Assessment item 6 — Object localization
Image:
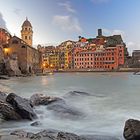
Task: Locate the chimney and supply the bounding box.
[98,29,102,37]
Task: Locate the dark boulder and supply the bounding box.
[81,135,120,140]
[0,92,7,101]
[11,129,58,140]
[0,100,22,120]
[30,121,42,127]
[0,135,30,140]
[10,130,83,140]
[32,129,58,139]
[10,129,120,140]
[123,119,140,140]
[57,132,84,140]
[30,93,63,106]
[47,99,83,119]
[11,130,34,138]
[65,91,91,97]
[6,93,37,120]
[0,76,10,80]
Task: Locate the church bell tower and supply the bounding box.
[21,17,33,46]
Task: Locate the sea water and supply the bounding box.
[0,72,140,139]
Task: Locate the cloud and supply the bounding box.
[127,42,140,55]
[13,8,22,16]
[102,28,125,37]
[53,15,82,33]
[58,1,76,13]
[0,12,8,30]
[91,0,110,4]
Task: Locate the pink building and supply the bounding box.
[74,49,95,69]
[74,44,125,70]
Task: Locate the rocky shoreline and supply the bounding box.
[0,129,120,140]
[0,91,140,140]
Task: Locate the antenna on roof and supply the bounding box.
[26,16,28,20]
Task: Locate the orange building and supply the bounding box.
[74,45,125,70]
[74,29,127,70]
[94,45,124,70]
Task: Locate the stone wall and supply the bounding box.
[5,59,21,76]
[0,45,4,63]
[8,36,41,74]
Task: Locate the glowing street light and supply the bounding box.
[4,48,9,53]
[43,63,46,67]
[50,64,53,68]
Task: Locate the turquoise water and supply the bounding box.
[0,72,140,139]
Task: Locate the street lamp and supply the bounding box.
[4,48,9,53]
[50,64,53,68]
[43,63,46,68]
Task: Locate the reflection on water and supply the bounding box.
[0,72,140,139]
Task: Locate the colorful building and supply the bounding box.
[58,40,76,69]
[93,45,124,70]
[74,29,127,70]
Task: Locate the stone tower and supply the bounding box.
[21,17,33,46]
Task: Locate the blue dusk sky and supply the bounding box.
[0,0,140,54]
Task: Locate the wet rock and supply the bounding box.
[30,93,63,106]
[30,121,42,127]
[35,129,59,138]
[11,130,35,139]
[10,129,120,140]
[123,119,140,140]
[11,130,33,138]
[81,135,120,140]
[65,91,91,97]
[0,100,22,120]
[0,135,30,140]
[0,76,10,80]
[6,93,37,120]
[57,132,84,140]
[11,129,58,140]
[47,99,83,119]
[32,129,58,139]
[10,130,83,140]
[0,92,7,101]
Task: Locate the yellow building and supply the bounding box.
[21,18,33,46]
[49,49,60,69]
[64,48,69,69]
[59,40,76,69]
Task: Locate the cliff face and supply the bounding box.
[0,45,4,62]
[0,45,5,74]
[5,59,21,76]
